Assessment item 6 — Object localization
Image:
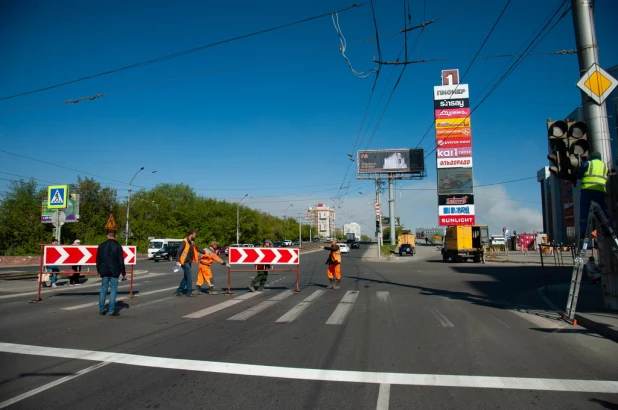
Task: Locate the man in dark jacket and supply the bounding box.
[97,230,126,316]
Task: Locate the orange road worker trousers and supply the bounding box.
[327,264,341,280]
[197,265,213,287]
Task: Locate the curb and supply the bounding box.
[537,286,618,343]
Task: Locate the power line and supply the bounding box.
[0,2,365,101]
[0,171,56,185]
[398,176,537,190]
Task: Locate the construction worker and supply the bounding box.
[323,239,341,289]
[576,151,610,240]
[174,230,206,296]
[197,241,226,295]
[248,239,272,292]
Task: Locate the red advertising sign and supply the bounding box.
[436,137,472,148]
[439,215,476,226]
[229,247,299,265]
[435,127,471,138]
[434,108,471,119]
[44,245,137,265]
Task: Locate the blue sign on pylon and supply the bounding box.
[47,185,68,209]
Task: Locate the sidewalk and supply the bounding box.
[484,250,576,266]
[539,281,618,343]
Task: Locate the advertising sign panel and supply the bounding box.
[437,168,473,195]
[435,127,472,138]
[357,149,424,174]
[437,147,472,158]
[438,194,474,206]
[438,204,475,216]
[435,117,471,129]
[437,157,473,169]
[433,84,470,100]
[434,108,471,119]
[41,194,80,223]
[434,98,469,109]
[436,137,472,148]
[439,215,476,226]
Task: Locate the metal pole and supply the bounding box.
[388,175,396,245]
[375,178,380,258]
[298,213,302,248]
[236,194,248,245]
[125,184,131,246]
[571,0,613,167]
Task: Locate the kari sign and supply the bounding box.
[439,215,476,226]
[437,157,473,169]
[437,147,472,158]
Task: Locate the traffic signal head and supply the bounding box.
[565,121,589,172]
[547,120,569,179]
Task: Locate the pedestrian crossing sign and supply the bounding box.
[47,185,68,209]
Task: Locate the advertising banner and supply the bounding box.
[438,204,475,217]
[434,98,469,109]
[357,149,424,174]
[437,147,472,158]
[436,137,472,148]
[433,84,470,100]
[435,127,472,138]
[435,117,471,129]
[438,194,474,206]
[439,215,476,226]
[437,168,473,195]
[41,194,80,223]
[434,108,471,119]
[437,157,473,169]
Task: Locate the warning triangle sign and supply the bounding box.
[50,189,64,204]
[106,214,119,231]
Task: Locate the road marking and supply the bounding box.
[486,313,510,328]
[228,290,294,321]
[276,290,325,323]
[376,383,390,410]
[183,292,261,319]
[429,307,454,328]
[326,290,359,325]
[376,291,390,302]
[2,342,618,393]
[132,296,176,308]
[0,361,110,409]
[62,286,178,311]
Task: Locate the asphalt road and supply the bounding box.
[0,245,617,409]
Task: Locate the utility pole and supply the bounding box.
[388,175,396,245]
[571,0,617,309]
[375,178,381,258]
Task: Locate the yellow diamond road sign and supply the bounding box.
[576,63,617,105]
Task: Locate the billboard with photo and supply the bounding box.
[437,168,473,195]
[357,149,424,174]
[41,194,80,223]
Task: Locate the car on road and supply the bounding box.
[293,240,300,246]
[215,246,227,256]
[272,241,284,248]
[399,244,414,256]
[283,240,292,246]
[312,237,320,242]
[339,243,350,254]
[350,241,360,249]
[153,245,179,262]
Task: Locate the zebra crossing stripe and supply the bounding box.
[183,292,261,319]
[228,290,294,321]
[326,290,359,325]
[276,290,325,323]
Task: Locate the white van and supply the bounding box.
[148,238,183,259]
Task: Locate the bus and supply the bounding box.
[148,238,183,259]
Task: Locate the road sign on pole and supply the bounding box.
[228,247,299,265]
[47,185,68,209]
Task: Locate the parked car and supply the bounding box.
[312,237,320,242]
[339,243,350,254]
[399,244,414,256]
[153,245,179,262]
[215,246,227,256]
[293,240,300,246]
[272,241,284,248]
[283,240,292,246]
[350,241,360,249]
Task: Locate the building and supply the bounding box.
[307,203,336,239]
[415,227,446,239]
[538,64,617,243]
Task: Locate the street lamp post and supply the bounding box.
[283,204,293,241]
[125,167,157,246]
[236,194,248,245]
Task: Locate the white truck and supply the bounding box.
[344,223,361,243]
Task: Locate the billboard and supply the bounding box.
[438,194,474,206]
[41,194,80,223]
[439,215,476,226]
[437,147,472,158]
[437,157,473,169]
[433,84,470,100]
[357,149,424,174]
[436,136,472,148]
[437,168,473,195]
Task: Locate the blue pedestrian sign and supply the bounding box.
[47,185,68,209]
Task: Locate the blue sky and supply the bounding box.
[1,0,617,238]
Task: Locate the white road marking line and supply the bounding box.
[276,290,325,323]
[228,290,294,321]
[376,383,390,410]
[183,292,261,319]
[486,313,511,328]
[0,361,110,409]
[132,296,176,308]
[62,286,178,311]
[430,307,454,328]
[2,342,618,393]
[326,290,359,325]
[376,291,390,302]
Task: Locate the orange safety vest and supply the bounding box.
[200,247,222,266]
[330,246,341,264]
[179,238,198,264]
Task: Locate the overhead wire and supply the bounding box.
[0,2,365,101]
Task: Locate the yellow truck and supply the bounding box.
[397,230,416,256]
[441,225,488,263]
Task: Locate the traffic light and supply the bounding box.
[547,120,569,179]
[375,219,380,233]
[565,121,589,173]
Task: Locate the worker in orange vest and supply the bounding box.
[174,230,206,296]
[197,241,226,295]
[323,239,342,289]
